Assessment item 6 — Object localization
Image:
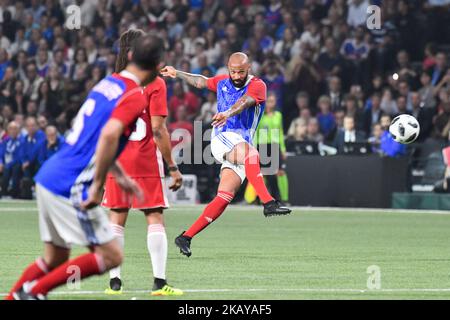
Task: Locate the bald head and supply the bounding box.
[7,121,20,139]
[228,52,249,66]
[228,52,250,88]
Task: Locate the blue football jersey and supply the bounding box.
[208,75,266,144]
[34,73,142,204]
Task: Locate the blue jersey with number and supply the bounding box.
[206,75,267,144]
[34,73,143,203]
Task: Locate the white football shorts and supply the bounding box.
[210,131,247,183]
[36,184,115,249]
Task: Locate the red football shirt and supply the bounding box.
[111,76,168,178]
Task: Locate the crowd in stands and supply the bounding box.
[0,0,450,198]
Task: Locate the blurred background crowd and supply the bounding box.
[0,0,449,200]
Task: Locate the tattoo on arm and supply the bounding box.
[224,95,257,118]
[176,71,208,89]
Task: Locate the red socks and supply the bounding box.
[29,253,105,296]
[244,152,274,204]
[184,191,234,238]
[5,258,49,300]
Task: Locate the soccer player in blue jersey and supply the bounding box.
[7,34,164,300]
[161,52,291,257]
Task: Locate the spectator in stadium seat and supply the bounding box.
[20,116,45,179]
[343,94,365,132]
[168,105,194,148]
[36,114,47,131]
[23,62,43,102]
[0,65,16,106]
[333,115,366,153]
[169,80,200,122]
[37,125,63,167]
[260,58,285,109]
[286,117,308,142]
[166,10,183,42]
[273,27,300,63]
[0,48,11,81]
[285,45,322,105]
[363,92,385,136]
[430,52,448,86]
[368,123,383,154]
[380,87,398,116]
[287,106,311,139]
[347,0,370,28]
[418,69,437,109]
[394,95,411,118]
[394,50,418,87]
[1,103,14,123]
[195,91,217,126]
[182,24,205,58]
[242,23,274,55]
[316,95,336,137]
[317,37,345,80]
[325,76,344,111]
[306,117,324,143]
[411,91,433,141]
[0,121,22,198]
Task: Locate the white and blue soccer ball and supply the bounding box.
[389,114,420,144]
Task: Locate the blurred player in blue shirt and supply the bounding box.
[7,34,164,300]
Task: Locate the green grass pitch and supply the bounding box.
[1,200,450,300]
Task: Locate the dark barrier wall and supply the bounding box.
[286,155,409,208]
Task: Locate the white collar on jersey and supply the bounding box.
[232,75,254,90]
[119,70,141,85]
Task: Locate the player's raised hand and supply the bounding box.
[160,66,177,78]
[211,112,228,128]
[169,168,183,191]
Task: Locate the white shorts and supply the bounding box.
[210,131,247,183]
[36,184,115,249]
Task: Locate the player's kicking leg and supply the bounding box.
[144,209,183,296]
[228,142,291,217]
[175,168,241,257]
[104,209,128,295]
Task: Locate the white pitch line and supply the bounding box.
[3,205,450,215]
[2,288,450,297]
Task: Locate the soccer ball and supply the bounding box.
[389,114,420,144]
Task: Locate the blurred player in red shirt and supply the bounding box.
[102,30,183,296]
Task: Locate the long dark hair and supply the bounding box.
[115,29,146,72]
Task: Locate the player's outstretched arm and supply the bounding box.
[212,95,257,128]
[160,66,208,89]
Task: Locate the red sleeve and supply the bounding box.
[147,77,168,117]
[246,79,267,105]
[206,74,229,92]
[110,88,146,128]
